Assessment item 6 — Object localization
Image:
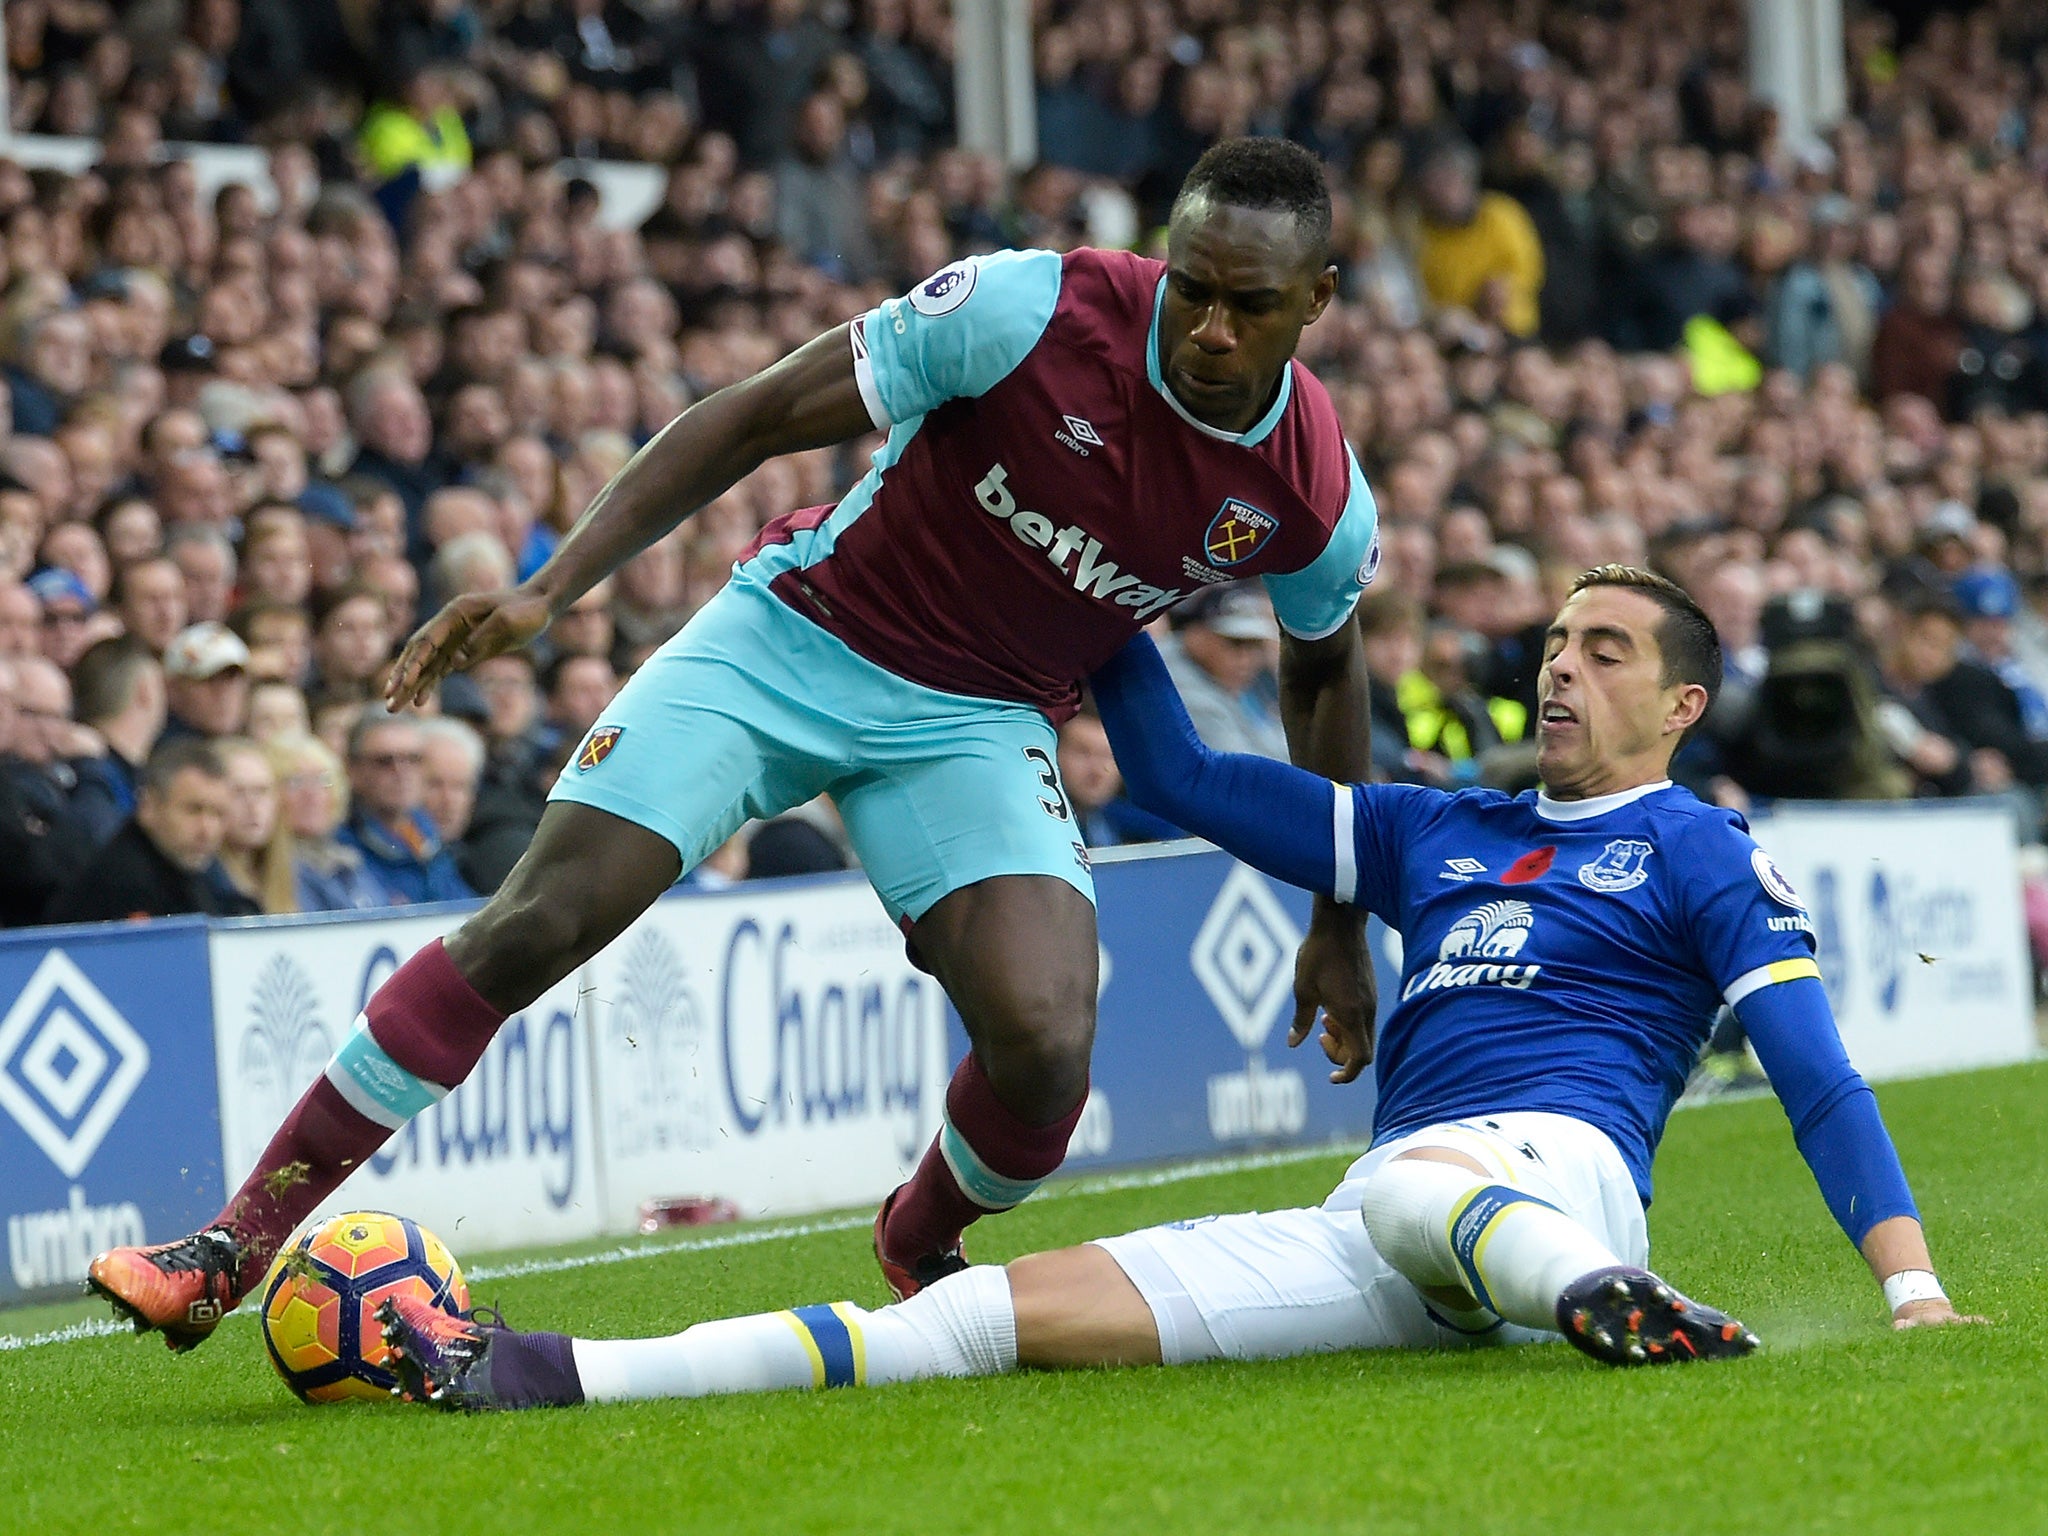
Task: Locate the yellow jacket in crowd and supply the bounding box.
[360,102,473,187]
[1416,192,1545,337]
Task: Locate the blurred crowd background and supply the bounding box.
[3,0,2048,980]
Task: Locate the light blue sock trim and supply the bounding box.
[938,1116,1043,1211]
[323,1013,448,1130]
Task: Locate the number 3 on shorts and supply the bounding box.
[1022,745,1070,821]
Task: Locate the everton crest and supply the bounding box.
[1577,838,1654,893]
[1204,498,1278,567]
[577,725,624,772]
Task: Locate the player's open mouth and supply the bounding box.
[1540,702,1578,730]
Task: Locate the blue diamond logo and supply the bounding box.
[0,951,149,1177]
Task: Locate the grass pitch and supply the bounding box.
[3,1060,2043,1536]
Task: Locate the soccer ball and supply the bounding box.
[259,1211,470,1404]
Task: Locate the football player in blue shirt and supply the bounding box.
[378,565,1981,1411]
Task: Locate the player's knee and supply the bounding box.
[1358,1156,1486,1288]
[978,1014,1094,1122]
[456,886,596,999]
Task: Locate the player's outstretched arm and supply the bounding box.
[1733,976,1986,1329]
[387,326,874,707]
[1091,634,1351,899]
[1276,621,1377,1078]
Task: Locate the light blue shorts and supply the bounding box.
[548,576,1094,922]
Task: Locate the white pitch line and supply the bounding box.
[0,1142,1368,1353]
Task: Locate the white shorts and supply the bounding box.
[1092,1112,1649,1365]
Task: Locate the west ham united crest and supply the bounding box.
[577,725,624,771]
[1204,498,1278,567]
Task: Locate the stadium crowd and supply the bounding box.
[2,0,2048,969]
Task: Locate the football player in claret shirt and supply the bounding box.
[90,138,1384,1347]
[370,565,1977,1413]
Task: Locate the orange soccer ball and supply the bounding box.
[258,1211,470,1404]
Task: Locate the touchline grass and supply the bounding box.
[2,1061,2041,1536]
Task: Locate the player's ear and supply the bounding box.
[1305,264,1339,324]
[1665,681,1709,737]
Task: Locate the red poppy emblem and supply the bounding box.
[1502,845,1556,885]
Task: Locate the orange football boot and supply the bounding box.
[86,1229,244,1351]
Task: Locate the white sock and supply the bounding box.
[570,1265,1018,1404]
[1360,1159,1622,1333]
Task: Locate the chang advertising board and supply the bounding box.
[209,908,600,1253]
[0,920,221,1302]
[1751,803,2035,1080]
[580,875,949,1226]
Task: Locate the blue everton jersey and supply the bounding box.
[1342,780,1818,1202]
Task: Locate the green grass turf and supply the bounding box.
[3,1061,2043,1536]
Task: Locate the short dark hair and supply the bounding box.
[1569,564,1723,716]
[1173,137,1332,265]
[229,599,310,644]
[72,636,157,725]
[142,736,225,796]
[108,553,178,609]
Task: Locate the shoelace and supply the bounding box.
[145,1230,240,1299]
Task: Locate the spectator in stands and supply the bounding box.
[69,636,166,847]
[1412,139,1545,337]
[28,566,102,670]
[245,676,312,744]
[310,584,393,702]
[417,715,485,857]
[1155,585,1287,760]
[1954,567,2048,735]
[166,526,236,626]
[1401,623,1529,776]
[1639,200,1750,354]
[162,621,250,740]
[113,554,188,657]
[9,656,100,862]
[46,738,244,923]
[275,732,388,912]
[1356,589,1445,787]
[214,737,296,915]
[0,656,78,924]
[543,652,619,744]
[1872,246,1963,408]
[337,709,474,905]
[549,578,618,661]
[8,310,92,437]
[1768,196,1882,384]
[347,367,446,535]
[233,601,314,687]
[0,583,40,658]
[776,89,879,281]
[241,509,315,609]
[1878,591,2042,799]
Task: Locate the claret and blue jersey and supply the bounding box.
[733,246,1380,720]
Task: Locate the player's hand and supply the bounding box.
[1892,1298,1990,1330]
[1290,901,1376,1084]
[386,586,554,710]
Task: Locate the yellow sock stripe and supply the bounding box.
[829,1302,868,1387]
[775,1310,828,1389]
[1442,1187,1506,1313]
